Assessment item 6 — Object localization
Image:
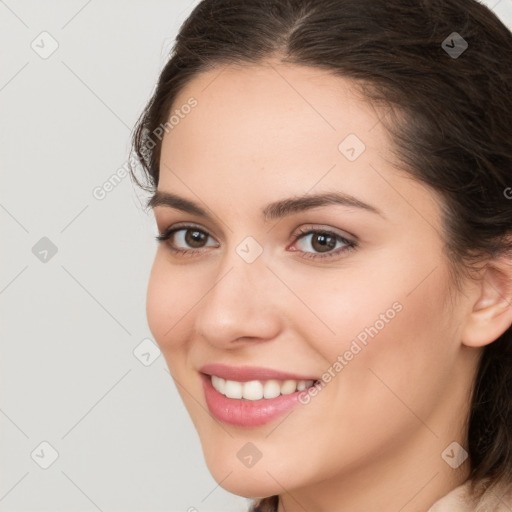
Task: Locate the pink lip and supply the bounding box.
[199,364,319,427]
[199,363,318,382]
[201,373,311,427]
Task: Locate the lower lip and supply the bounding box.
[201,373,307,427]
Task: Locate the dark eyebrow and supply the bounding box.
[148,191,210,217]
[148,190,384,220]
[261,191,383,220]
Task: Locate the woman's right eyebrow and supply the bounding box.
[148,191,209,218]
[148,190,385,221]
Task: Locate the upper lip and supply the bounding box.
[199,363,319,382]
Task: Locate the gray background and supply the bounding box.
[1,1,511,511]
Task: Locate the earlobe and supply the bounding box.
[461,258,512,348]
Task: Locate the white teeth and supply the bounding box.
[280,380,298,395]
[211,375,225,394]
[243,380,264,400]
[263,379,281,399]
[224,379,243,399]
[211,376,316,399]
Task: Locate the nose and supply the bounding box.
[194,246,284,348]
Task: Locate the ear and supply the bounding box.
[461,254,512,348]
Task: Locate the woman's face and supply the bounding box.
[146,62,478,504]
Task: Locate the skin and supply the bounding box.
[145,61,512,512]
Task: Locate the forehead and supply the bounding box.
[158,61,442,231]
[169,61,388,152]
[162,62,391,178]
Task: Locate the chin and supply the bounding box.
[204,455,286,498]
[214,477,280,500]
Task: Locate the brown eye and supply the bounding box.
[292,228,357,261]
[184,229,208,248]
[156,225,220,254]
[310,232,337,253]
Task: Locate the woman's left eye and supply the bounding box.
[291,228,357,260]
[155,224,357,260]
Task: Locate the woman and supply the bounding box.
[129,1,512,510]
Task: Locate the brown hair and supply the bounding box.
[129,0,512,509]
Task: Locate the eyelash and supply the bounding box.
[155,223,358,261]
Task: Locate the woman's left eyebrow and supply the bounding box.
[262,192,384,220]
[148,190,385,220]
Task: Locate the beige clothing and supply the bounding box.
[250,479,512,512]
[428,479,512,512]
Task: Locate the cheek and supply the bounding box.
[297,249,452,359]
[318,262,455,432]
[145,253,201,348]
[264,265,456,476]
[288,251,455,409]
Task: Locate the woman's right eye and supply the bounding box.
[156,225,219,255]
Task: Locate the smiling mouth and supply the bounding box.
[209,375,318,400]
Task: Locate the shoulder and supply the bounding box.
[428,478,512,512]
